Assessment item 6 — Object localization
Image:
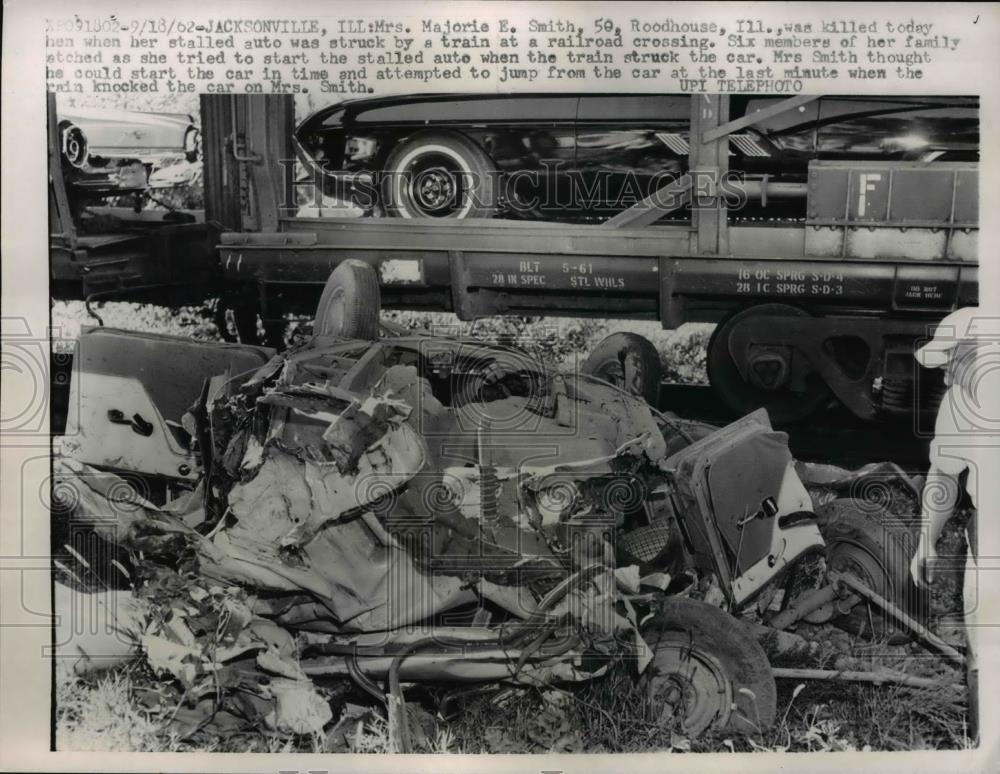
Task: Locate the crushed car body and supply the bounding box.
[53,324,921,741]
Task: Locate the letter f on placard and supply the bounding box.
[857,173,882,217]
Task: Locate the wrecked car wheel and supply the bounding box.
[314,259,381,339]
[582,332,663,407]
[643,597,776,737]
[816,498,923,644]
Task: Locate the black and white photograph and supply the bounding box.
[2,1,999,769]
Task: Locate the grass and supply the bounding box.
[438,642,972,754]
[58,653,970,754]
[56,667,182,752]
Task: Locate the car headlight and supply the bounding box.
[60,121,89,169]
[344,136,377,163]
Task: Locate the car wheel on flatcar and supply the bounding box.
[381,132,498,219]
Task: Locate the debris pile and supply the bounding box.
[53,329,965,749]
[54,338,689,744]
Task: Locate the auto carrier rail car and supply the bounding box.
[48,93,978,424]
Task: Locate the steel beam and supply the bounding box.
[48,92,78,250]
[690,94,730,255]
[830,571,966,667]
[244,95,295,232]
[601,175,693,229]
[702,95,819,144]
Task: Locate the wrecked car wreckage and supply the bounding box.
[54,278,937,745]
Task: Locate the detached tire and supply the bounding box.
[815,498,924,644]
[643,597,776,737]
[314,259,380,339]
[382,132,498,219]
[582,332,663,407]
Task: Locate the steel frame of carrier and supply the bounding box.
[206,94,977,422]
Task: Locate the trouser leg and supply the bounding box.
[963,524,979,743]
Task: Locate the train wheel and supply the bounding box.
[707,304,832,423]
[314,259,381,340]
[643,597,777,737]
[581,332,663,406]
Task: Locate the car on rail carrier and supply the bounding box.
[49,93,979,425]
[293,93,977,222]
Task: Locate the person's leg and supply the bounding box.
[963,519,979,743]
